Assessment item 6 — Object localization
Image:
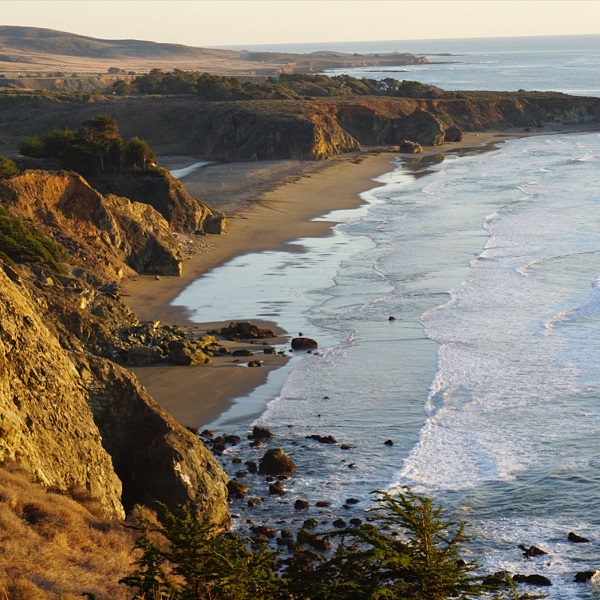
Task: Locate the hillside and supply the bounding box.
[0,25,427,86]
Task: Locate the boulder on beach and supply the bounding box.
[398,140,423,154]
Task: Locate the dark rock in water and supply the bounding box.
[340,444,353,450]
[200,429,214,438]
[247,360,263,367]
[398,140,423,154]
[264,347,276,354]
[227,479,250,499]
[303,518,318,529]
[388,315,396,321]
[307,434,337,444]
[250,440,263,448]
[232,457,242,464]
[247,497,262,507]
[281,529,294,539]
[259,448,297,476]
[294,499,310,510]
[291,337,318,350]
[250,425,275,440]
[444,125,463,142]
[384,439,394,446]
[345,497,359,505]
[234,470,247,479]
[519,544,548,558]
[574,571,597,583]
[251,525,276,538]
[513,573,552,587]
[316,501,332,508]
[568,531,591,543]
[245,460,258,474]
[333,518,347,528]
[350,518,363,527]
[269,481,286,495]
[224,434,241,446]
[482,571,511,587]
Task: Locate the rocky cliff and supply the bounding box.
[0,170,183,279]
[0,169,230,527]
[2,92,599,162]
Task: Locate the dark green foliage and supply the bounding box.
[0,156,19,179]
[122,489,504,600]
[120,504,283,600]
[0,206,69,272]
[18,115,160,178]
[126,137,157,168]
[116,69,445,101]
[286,488,484,600]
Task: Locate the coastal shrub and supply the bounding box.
[18,115,161,178]
[0,206,69,272]
[0,155,19,179]
[122,489,536,600]
[121,503,283,600]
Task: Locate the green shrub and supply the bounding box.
[0,156,19,179]
[0,207,69,272]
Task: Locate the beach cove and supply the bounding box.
[123,132,508,428]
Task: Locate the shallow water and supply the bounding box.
[173,132,600,597]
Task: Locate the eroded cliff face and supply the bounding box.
[0,266,125,519]
[0,169,230,527]
[0,170,183,279]
[93,169,227,234]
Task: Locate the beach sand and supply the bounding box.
[121,132,526,428]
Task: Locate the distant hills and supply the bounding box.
[0,25,427,80]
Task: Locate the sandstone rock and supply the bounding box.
[227,480,250,499]
[398,140,423,153]
[221,322,275,340]
[269,481,286,495]
[444,125,463,142]
[250,426,275,440]
[391,108,446,147]
[247,360,263,367]
[291,337,318,350]
[83,355,229,528]
[168,340,211,365]
[126,345,163,366]
[259,448,297,476]
[0,269,124,519]
[0,171,183,280]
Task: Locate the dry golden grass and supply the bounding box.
[0,464,136,599]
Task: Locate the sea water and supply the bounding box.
[173,133,600,597]
[223,34,600,96]
[171,36,600,597]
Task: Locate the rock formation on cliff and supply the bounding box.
[0,168,230,527]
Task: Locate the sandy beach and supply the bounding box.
[121,131,532,428]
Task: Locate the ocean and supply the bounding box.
[173,36,600,597]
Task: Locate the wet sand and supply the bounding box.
[121,131,539,428]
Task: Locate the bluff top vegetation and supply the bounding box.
[112,70,446,100]
[19,114,157,178]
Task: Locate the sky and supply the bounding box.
[2,0,600,47]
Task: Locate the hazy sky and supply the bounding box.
[3,1,600,47]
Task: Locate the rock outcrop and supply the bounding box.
[0,266,124,519]
[93,169,226,234]
[0,168,230,527]
[0,170,183,279]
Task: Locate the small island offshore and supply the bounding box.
[0,26,600,598]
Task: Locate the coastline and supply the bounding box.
[121,129,567,429]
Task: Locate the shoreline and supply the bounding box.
[122,127,594,428]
